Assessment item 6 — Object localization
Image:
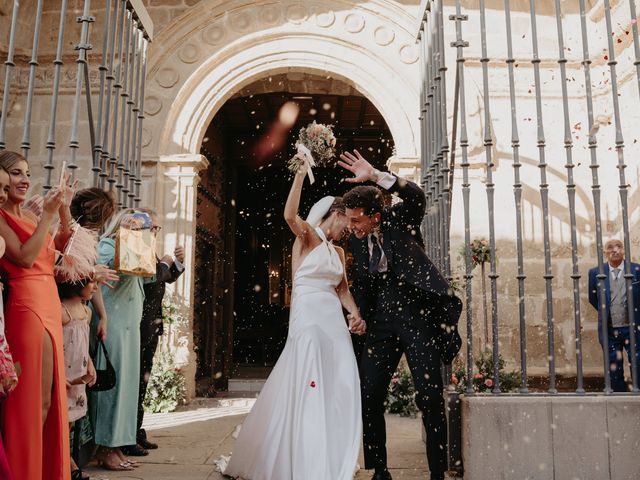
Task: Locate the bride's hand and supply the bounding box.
[347,313,366,335]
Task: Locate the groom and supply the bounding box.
[339,151,462,480]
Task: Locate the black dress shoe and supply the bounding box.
[430,474,445,480]
[138,437,158,450]
[120,444,149,456]
[371,469,392,480]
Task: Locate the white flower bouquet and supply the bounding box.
[287,121,337,183]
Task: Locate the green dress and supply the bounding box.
[89,237,153,447]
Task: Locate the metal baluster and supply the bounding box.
[42,0,69,191]
[553,0,584,394]
[108,0,127,192]
[436,1,450,278]
[134,37,149,206]
[93,0,113,185]
[424,16,434,259]
[627,0,640,394]
[578,0,610,393]
[503,0,528,393]
[479,0,501,393]
[450,3,473,394]
[100,0,121,188]
[116,9,134,207]
[528,0,556,393]
[430,4,440,268]
[129,29,143,207]
[0,1,21,150]
[123,21,139,207]
[629,0,640,101]
[68,0,95,182]
[603,0,637,392]
[419,20,427,194]
[20,0,44,159]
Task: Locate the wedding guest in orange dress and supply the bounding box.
[0,150,73,480]
[0,166,18,480]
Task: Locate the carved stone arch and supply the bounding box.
[142,0,422,161]
[155,35,419,158]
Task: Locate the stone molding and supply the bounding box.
[142,0,422,160]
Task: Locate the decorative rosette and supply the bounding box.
[287,121,337,184]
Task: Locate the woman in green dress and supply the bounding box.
[90,209,154,471]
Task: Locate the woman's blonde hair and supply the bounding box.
[100,208,136,240]
[0,150,27,171]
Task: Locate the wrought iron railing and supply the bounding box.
[418,0,640,396]
[0,0,152,208]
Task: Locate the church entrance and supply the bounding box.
[193,73,393,394]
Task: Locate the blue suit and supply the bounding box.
[588,262,640,391]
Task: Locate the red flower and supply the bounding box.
[484,378,493,388]
[450,374,459,385]
[473,373,483,380]
[310,381,316,388]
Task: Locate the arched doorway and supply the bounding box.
[144,1,424,398]
[193,74,394,394]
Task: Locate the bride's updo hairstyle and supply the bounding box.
[320,197,345,222]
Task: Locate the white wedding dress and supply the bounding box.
[223,227,362,480]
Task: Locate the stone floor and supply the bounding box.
[83,398,451,480]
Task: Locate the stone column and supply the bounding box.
[387,156,421,182]
[156,153,209,400]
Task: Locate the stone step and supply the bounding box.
[227,378,267,392]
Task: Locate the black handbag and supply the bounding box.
[88,339,116,392]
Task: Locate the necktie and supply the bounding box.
[612,268,621,282]
[369,235,382,273]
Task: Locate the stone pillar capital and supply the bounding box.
[159,154,210,175]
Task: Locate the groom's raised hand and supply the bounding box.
[338,150,377,183]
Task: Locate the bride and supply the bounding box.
[222,161,366,480]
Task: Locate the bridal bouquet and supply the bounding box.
[287,121,337,184]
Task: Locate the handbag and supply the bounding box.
[88,339,116,392]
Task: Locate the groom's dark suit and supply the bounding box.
[348,175,462,475]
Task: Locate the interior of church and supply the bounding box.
[193,73,393,393]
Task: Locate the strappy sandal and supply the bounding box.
[115,449,140,468]
[96,448,133,471]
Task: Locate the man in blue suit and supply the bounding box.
[588,238,640,391]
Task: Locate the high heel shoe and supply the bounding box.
[96,448,133,471]
[114,448,141,468]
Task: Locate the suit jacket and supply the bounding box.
[141,259,184,343]
[588,261,640,344]
[348,175,462,334]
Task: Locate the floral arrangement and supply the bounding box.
[162,300,181,325]
[450,349,520,394]
[385,367,418,417]
[143,350,186,413]
[460,238,492,269]
[287,121,337,182]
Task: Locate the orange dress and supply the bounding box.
[0,209,70,480]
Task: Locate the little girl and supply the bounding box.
[58,277,98,480]
[0,166,17,479]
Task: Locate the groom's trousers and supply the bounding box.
[360,305,447,475]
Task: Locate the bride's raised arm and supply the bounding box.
[283,165,313,240]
